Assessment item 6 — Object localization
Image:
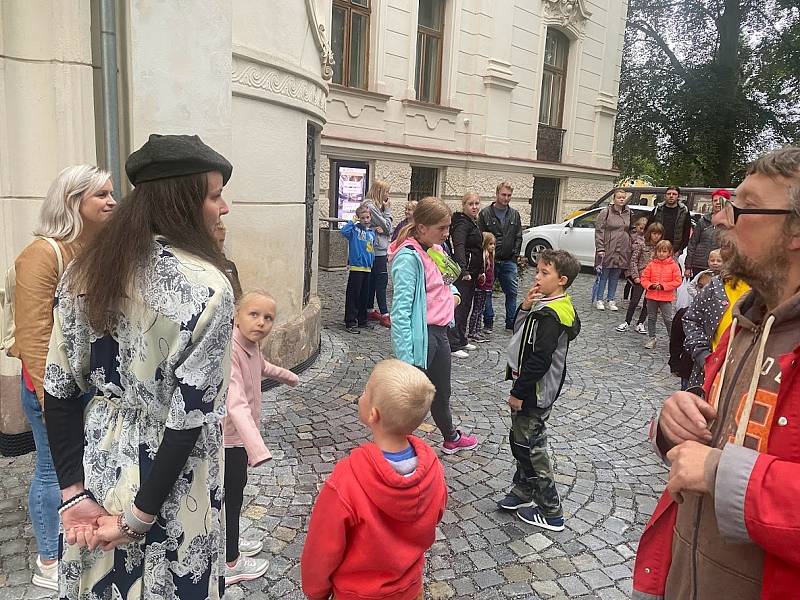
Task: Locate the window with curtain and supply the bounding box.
[331,0,370,89]
[415,0,444,104]
[539,28,569,127]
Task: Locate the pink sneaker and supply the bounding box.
[441,431,478,454]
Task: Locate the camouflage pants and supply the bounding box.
[509,406,562,517]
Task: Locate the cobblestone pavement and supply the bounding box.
[0,268,678,599]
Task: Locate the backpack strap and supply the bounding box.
[40,237,64,277]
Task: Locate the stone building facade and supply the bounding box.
[320,0,625,227]
[0,0,330,449]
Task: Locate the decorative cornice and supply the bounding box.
[543,0,591,29]
[329,83,392,104]
[304,0,335,81]
[595,92,618,116]
[483,59,519,91]
[232,53,327,121]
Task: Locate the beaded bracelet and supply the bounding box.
[117,515,146,542]
[58,491,90,515]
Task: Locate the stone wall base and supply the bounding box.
[261,295,322,369]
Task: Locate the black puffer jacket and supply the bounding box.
[449,211,484,277]
[686,214,719,272]
[477,203,522,261]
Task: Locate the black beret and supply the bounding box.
[125,134,233,186]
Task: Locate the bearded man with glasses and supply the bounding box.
[633,147,800,600]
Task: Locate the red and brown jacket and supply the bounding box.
[633,291,800,600]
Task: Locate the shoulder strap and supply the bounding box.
[41,237,64,277]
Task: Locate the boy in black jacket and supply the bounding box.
[498,250,581,531]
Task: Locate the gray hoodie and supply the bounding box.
[366,200,393,256]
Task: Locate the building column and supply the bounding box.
[482,0,518,157]
[0,1,97,449]
[124,1,233,155]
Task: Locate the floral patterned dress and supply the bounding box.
[44,238,234,599]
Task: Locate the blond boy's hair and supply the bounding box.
[708,248,722,261]
[369,359,435,435]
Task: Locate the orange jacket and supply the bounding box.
[640,257,682,302]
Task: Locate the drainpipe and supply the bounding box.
[99,0,121,189]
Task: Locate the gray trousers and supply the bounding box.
[423,325,457,442]
[646,299,674,339]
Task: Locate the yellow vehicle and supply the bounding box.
[564,186,735,220]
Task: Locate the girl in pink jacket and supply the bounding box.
[223,290,299,584]
[640,240,683,350]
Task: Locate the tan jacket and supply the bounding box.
[9,238,80,403]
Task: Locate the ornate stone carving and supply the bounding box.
[232,58,326,114]
[305,0,335,80]
[543,0,591,27]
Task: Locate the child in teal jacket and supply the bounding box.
[390,197,478,455]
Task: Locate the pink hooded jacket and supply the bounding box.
[223,327,299,466]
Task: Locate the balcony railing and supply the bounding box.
[536,124,566,162]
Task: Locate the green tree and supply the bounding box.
[614,0,800,186]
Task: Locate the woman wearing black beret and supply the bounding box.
[44,134,235,599]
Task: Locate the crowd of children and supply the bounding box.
[220,189,734,596]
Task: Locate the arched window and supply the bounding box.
[539,29,569,127]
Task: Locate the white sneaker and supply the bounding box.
[635,323,648,335]
[463,343,477,351]
[225,555,269,585]
[615,322,629,332]
[595,300,605,311]
[452,349,469,358]
[644,338,657,349]
[239,538,264,557]
[32,556,58,591]
[607,301,619,311]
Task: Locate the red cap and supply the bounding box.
[712,188,731,200]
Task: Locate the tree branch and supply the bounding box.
[629,20,689,81]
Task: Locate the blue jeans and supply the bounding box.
[20,378,61,560]
[483,260,519,328]
[597,267,623,302]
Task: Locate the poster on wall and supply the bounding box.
[335,163,368,228]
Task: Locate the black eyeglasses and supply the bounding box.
[722,199,794,224]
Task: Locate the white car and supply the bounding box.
[520,206,655,267]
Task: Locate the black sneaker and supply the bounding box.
[517,506,565,531]
[358,322,374,330]
[497,494,536,511]
[345,325,360,334]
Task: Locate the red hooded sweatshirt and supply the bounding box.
[301,436,448,600]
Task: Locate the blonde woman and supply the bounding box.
[364,180,393,327]
[9,165,114,590]
[448,192,484,356]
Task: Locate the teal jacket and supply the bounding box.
[390,247,428,368]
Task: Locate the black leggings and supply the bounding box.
[624,281,648,325]
[224,447,248,562]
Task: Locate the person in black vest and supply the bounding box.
[477,181,523,331]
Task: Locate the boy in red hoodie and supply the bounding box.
[640,239,683,350]
[300,359,448,600]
